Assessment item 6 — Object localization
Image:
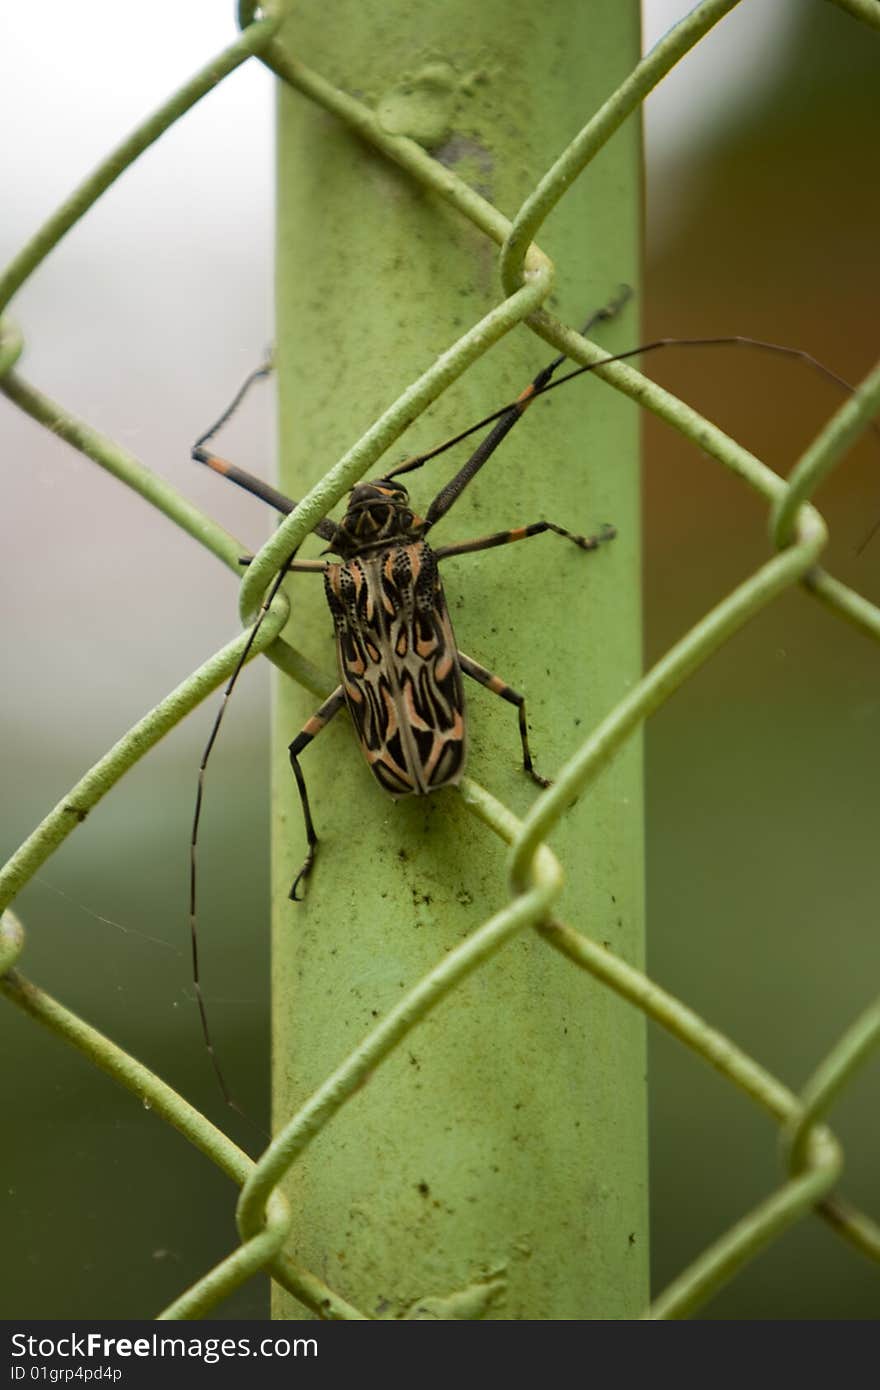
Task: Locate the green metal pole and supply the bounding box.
[272,0,645,1319]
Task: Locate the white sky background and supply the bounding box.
[1,1,798,741]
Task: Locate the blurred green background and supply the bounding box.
[1,2,878,1319]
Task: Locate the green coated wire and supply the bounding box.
[2,0,879,1322]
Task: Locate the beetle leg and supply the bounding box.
[434,520,615,562]
[457,652,550,788]
[288,685,346,900]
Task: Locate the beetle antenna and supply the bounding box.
[189,554,292,1118]
[188,352,293,1118]
[386,327,877,483]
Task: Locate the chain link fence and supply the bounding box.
[2,0,879,1319]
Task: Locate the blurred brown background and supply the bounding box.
[1,2,878,1319]
[643,2,879,1319]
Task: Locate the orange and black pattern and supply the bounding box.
[324,541,466,796]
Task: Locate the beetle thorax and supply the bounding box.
[333,479,424,558]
